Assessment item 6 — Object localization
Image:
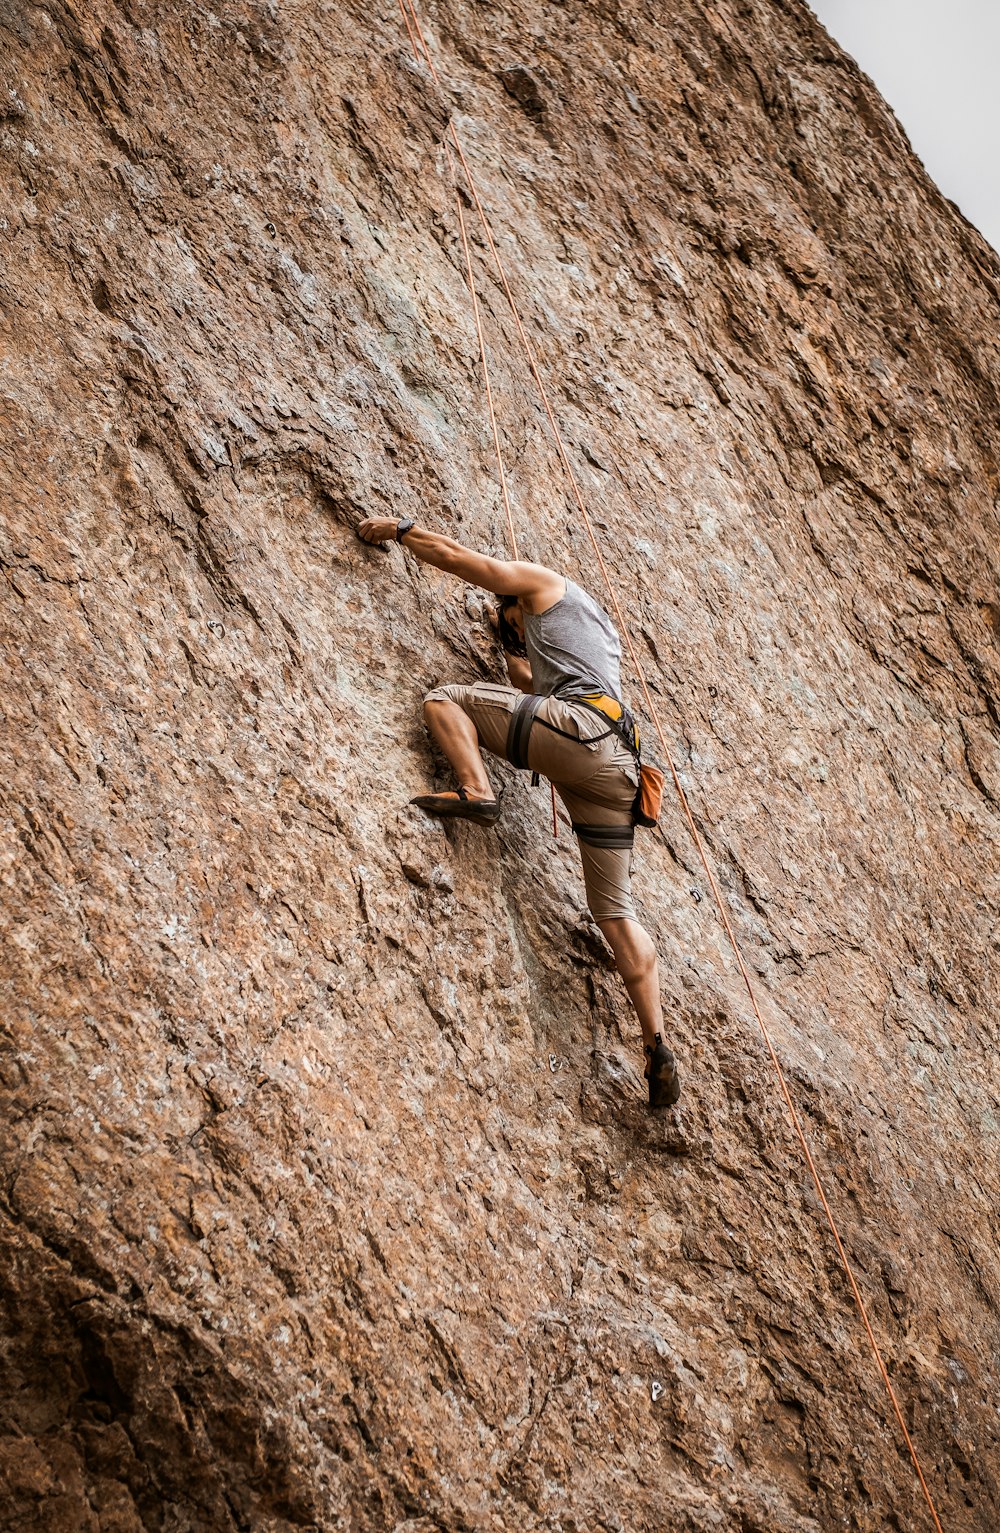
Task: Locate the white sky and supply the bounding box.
[810,0,1000,254]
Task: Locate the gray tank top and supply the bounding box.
[523,579,623,699]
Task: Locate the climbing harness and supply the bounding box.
[505,690,631,771]
[568,691,665,827]
[395,5,945,1528]
[505,689,662,830]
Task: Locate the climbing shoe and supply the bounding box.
[644,1035,680,1109]
[410,787,502,826]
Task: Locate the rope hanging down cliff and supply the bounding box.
[394,2,947,1528]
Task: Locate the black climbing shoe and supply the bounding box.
[644,1035,680,1109]
[410,787,502,827]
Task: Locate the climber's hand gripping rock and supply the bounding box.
[356,517,404,544]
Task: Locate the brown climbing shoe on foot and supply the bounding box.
[644,1035,680,1109]
[410,787,502,826]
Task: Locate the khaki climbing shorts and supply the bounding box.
[423,681,640,924]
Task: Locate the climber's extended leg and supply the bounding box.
[598,917,680,1108]
[597,917,662,1046]
[549,722,681,1108]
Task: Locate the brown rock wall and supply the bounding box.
[1,1,998,1529]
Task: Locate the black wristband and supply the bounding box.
[396,518,415,542]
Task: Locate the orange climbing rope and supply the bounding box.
[449,141,519,562]
[395,4,945,1528]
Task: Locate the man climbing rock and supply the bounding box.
[357,516,680,1108]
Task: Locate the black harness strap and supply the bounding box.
[571,822,635,849]
[506,693,543,770]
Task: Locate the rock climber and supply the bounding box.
[356,515,680,1109]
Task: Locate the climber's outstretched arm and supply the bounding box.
[356,518,563,612]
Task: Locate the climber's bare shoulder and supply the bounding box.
[411,532,563,612]
[469,556,564,614]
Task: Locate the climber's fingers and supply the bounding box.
[356,517,398,545]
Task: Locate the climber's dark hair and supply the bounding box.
[496,594,527,657]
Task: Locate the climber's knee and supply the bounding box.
[423,683,463,712]
[423,688,472,741]
[421,682,520,760]
[598,917,656,985]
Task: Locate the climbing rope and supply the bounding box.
[449,139,519,562]
[395,4,945,1527]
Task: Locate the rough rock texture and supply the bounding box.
[2,1,999,1529]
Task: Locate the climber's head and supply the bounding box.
[496,594,527,656]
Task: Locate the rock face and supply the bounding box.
[2,1,999,1529]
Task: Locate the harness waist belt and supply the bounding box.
[507,691,617,771]
[564,691,640,757]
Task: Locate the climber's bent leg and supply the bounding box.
[417,682,521,809]
[422,697,493,798]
